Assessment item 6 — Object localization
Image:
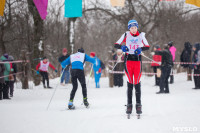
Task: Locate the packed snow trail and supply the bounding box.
[0,73,200,133]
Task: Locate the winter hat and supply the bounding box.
[43,56,47,60]
[168,41,173,47]
[62,48,67,53]
[154,45,160,50]
[90,52,96,57]
[128,20,138,30]
[3,53,9,59]
[78,48,84,53]
[8,56,14,61]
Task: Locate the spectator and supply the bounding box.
[0,54,13,99]
[180,42,192,81]
[192,43,200,89]
[0,59,5,100]
[168,41,176,84]
[113,49,124,87]
[151,45,162,86]
[8,56,17,97]
[58,48,70,86]
[156,44,173,94]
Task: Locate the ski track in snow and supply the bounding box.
[0,73,200,133]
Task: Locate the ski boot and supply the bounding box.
[68,100,75,110]
[43,85,47,88]
[83,98,89,108]
[126,104,132,119]
[136,103,142,119]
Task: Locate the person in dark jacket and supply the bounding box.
[180,42,192,81]
[151,45,162,86]
[8,56,17,97]
[192,43,200,89]
[113,49,124,87]
[0,59,5,100]
[58,48,70,86]
[0,54,13,99]
[156,44,173,94]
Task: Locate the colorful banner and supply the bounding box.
[0,0,6,16]
[65,0,82,18]
[33,0,48,20]
[110,0,125,7]
[185,0,200,7]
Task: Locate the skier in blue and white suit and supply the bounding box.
[61,48,96,109]
[90,52,105,88]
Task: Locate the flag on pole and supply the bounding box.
[33,0,48,20]
[65,0,82,18]
[110,0,125,7]
[185,0,200,7]
[0,0,6,16]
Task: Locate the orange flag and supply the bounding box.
[110,0,125,7]
[0,0,6,16]
[185,0,200,7]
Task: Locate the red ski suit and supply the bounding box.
[115,31,150,85]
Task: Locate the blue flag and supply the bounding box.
[65,0,82,18]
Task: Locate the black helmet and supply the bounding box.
[78,48,84,53]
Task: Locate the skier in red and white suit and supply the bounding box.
[114,20,150,115]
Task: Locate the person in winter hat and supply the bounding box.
[36,57,57,88]
[168,41,176,84]
[90,52,105,88]
[58,48,70,86]
[151,45,162,86]
[180,42,192,81]
[61,48,96,109]
[114,19,150,116]
[192,43,200,89]
[8,55,17,97]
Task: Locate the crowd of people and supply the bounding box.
[0,19,199,118]
[0,54,17,100]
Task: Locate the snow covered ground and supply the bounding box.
[0,73,200,133]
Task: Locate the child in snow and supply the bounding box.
[61,48,96,109]
[36,57,57,88]
[90,52,105,88]
[114,20,150,115]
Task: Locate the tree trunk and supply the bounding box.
[21,51,29,89]
[27,0,44,86]
[67,18,77,54]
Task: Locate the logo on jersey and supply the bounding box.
[130,39,138,44]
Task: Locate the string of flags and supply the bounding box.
[0,0,6,16]
[33,0,48,20]
[185,0,200,7]
[64,0,82,18]
[110,0,125,7]
[0,0,199,18]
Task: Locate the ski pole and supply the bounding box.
[46,66,67,111]
[141,52,161,65]
[87,65,93,85]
